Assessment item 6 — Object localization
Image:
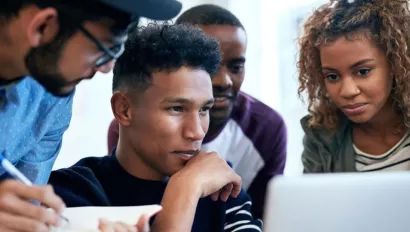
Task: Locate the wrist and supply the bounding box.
[169,172,202,199]
[152,174,201,232]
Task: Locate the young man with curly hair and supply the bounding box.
[107,4,287,219]
[49,23,263,232]
[298,0,410,172]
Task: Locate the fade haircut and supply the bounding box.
[112,22,221,93]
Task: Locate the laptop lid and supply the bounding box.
[263,172,410,232]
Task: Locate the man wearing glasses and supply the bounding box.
[0,0,182,231]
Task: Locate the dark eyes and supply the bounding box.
[325,68,372,82]
[326,73,339,81]
[168,106,183,112]
[199,106,211,112]
[357,68,371,76]
[167,106,211,113]
[228,63,245,74]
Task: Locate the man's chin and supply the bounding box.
[31,75,76,97]
[44,85,75,97]
[210,108,232,123]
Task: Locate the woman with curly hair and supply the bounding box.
[298,0,410,173]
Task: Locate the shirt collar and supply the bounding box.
[0,77,25,106]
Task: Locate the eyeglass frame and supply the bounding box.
[77,24,126,67]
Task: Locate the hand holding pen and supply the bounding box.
[0,154,67,232]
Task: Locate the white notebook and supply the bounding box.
[51,205,162,232]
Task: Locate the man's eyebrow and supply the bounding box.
[161,98,215,105]
[228,57,246,63]
[161,98,190,104]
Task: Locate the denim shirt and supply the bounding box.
[0,77,73,184]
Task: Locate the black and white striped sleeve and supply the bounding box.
[224,189,263,232]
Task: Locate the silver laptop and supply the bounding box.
[263,172,410,232]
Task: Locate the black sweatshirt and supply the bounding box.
[49,155,263,232]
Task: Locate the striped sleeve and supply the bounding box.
[224,189,263,232]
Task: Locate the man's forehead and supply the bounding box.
[141,86,213,106]
[153,68,210,85]
[200,25,247,44]
[161,96,214,104]
[138,67,212,99]
[151,82,211,95]
[148,80,212,101]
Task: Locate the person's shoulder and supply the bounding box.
[300,113,349,146]
[234,91,285,127]
[300,114,315,133]
[300,114,330,141]
[51,156,108,181]
[109,118,118,126]
[108,119,119,132]
[49,156,111,206]
[50,165,97,187]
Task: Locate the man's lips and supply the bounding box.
[172,150,199,160]
[213,94,234,108]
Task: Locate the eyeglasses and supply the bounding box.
[78,25,125,67]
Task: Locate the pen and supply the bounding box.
[0,154,69,224]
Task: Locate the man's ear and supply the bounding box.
[111,92,133,127]
[26,8,59,47]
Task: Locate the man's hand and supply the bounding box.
[0,179,65,232]
[150,151,242,232]
[172,150,242,201]
[99,214,152,232]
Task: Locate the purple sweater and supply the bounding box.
[107,91,287,218]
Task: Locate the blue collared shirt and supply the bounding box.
[0,77,73,184]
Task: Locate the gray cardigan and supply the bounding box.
[301,114,357,173]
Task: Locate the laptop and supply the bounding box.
[263,172,410,232]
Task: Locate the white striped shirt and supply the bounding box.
[224,198,263,232]
[355,132,410,172]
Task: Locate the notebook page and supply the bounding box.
[51,204,162,232]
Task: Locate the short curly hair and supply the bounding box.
[298,0,410,131]
[112,22,221,93]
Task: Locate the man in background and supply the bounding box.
[176,4,287,219]
[0,0,181,231]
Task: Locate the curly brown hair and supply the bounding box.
[298,0,410,131]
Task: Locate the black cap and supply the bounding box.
[97,0,182,20]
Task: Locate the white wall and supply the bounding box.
[54,0,327,175]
